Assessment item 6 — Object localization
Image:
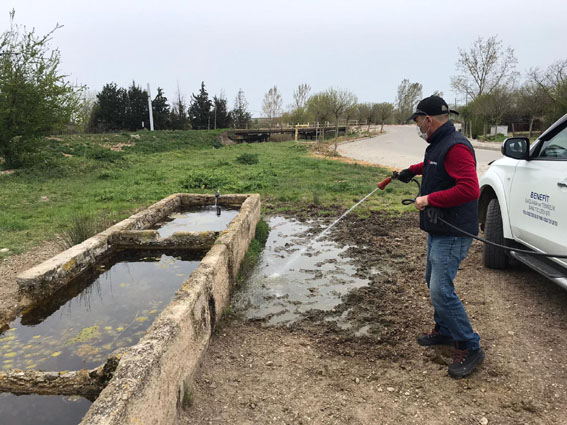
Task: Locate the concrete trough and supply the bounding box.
[8,193,261,424]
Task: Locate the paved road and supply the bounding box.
[338,125,503,178]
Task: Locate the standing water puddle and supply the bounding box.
[0,250,201,424]
[233,216,369,325]
[153,206,239,237]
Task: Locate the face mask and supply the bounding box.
[416,118,430,140]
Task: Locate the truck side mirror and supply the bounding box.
[501,137,530,160]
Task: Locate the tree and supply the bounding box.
[211,93,231,129]
[395,79,422,123]
[289,83,311,124]
[528,59,567,124]
[373,102,394,133]
[88,83,127,132]
[306,93,332,139]
[188,81,212,130]
[357,103,374,131]
[469,88,512,138]
[231,89,251,129]
[170,85,190,130]
[512,83,548,137]
[74,91,97,133]
[0,10,83,166]
[325,88,357,151]
[125,81,149,131]
[152,87,170,130]
[293,83,311,109]
[262,85,283,129]
[451,35,518,100]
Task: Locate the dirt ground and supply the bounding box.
[0,240,62,325]
[179,211,567,425]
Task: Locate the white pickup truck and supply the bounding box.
[478,114,567,289]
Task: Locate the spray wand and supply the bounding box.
[377,171,399,190]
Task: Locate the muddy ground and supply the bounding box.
[179,211,567,425]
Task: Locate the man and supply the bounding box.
[399,95,484,379]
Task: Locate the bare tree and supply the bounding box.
[528,59,567,123]
[170,84,190,130]
[514,83,550,137]
[262,85,283,129]
[451,36,518,100]
[293,83,311,109]
[357,103,374,131]
[396,79,422,123]
[373,102,394,133]
[325,88,357,152]
[288,83,311,124]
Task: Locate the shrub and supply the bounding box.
[235,153,259,165]
[60,213,108,248]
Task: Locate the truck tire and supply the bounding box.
[483,198,508,269]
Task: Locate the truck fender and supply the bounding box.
[479,174,513,240]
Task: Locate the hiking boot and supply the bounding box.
[417,327,453,346]
[448,344,485,379]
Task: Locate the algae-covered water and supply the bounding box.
[154,206,239,237]
[0,251,201,425]
[0,251,201,372]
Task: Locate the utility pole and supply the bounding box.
[147,83,154,131]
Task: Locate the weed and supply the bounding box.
[254,219,269,245]
[59,212,108,248]
[236,219,269,285]
[235,153,259,165]
[181,383,194,409]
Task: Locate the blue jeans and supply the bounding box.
[425,234,480,350]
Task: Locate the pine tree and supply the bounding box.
[125,81,149,131]
[170,88,190,130]
[152,87,170,130]
[188,81,212,130]
[211,94,231,129]
[230,89,252,129]
[89,83,128,132]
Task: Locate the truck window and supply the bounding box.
[538,126,567,159]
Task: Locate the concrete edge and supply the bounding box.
[80,194,261,424]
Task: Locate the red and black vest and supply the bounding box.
[419,121,479,236]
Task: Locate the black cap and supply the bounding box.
[407,95,459,121]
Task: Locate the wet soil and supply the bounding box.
[180,211,567,425]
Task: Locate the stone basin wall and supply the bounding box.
[16,194,253,304]
[81,193,260,424]
[10,193,260,424]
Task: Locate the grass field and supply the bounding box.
[0,130,419,257]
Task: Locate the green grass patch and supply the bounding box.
[0,130,414,255]
[236,219,270,286]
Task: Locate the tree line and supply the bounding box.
[451,36,567,138]
[87,81,250,133]
[2,10,566,168]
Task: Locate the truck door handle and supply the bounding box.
[558,182,567,188]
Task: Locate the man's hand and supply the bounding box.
[397,168,416,183]
[415,195,429,211]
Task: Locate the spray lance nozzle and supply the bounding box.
[377,171,400,190]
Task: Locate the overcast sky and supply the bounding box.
[4,0,567,116]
